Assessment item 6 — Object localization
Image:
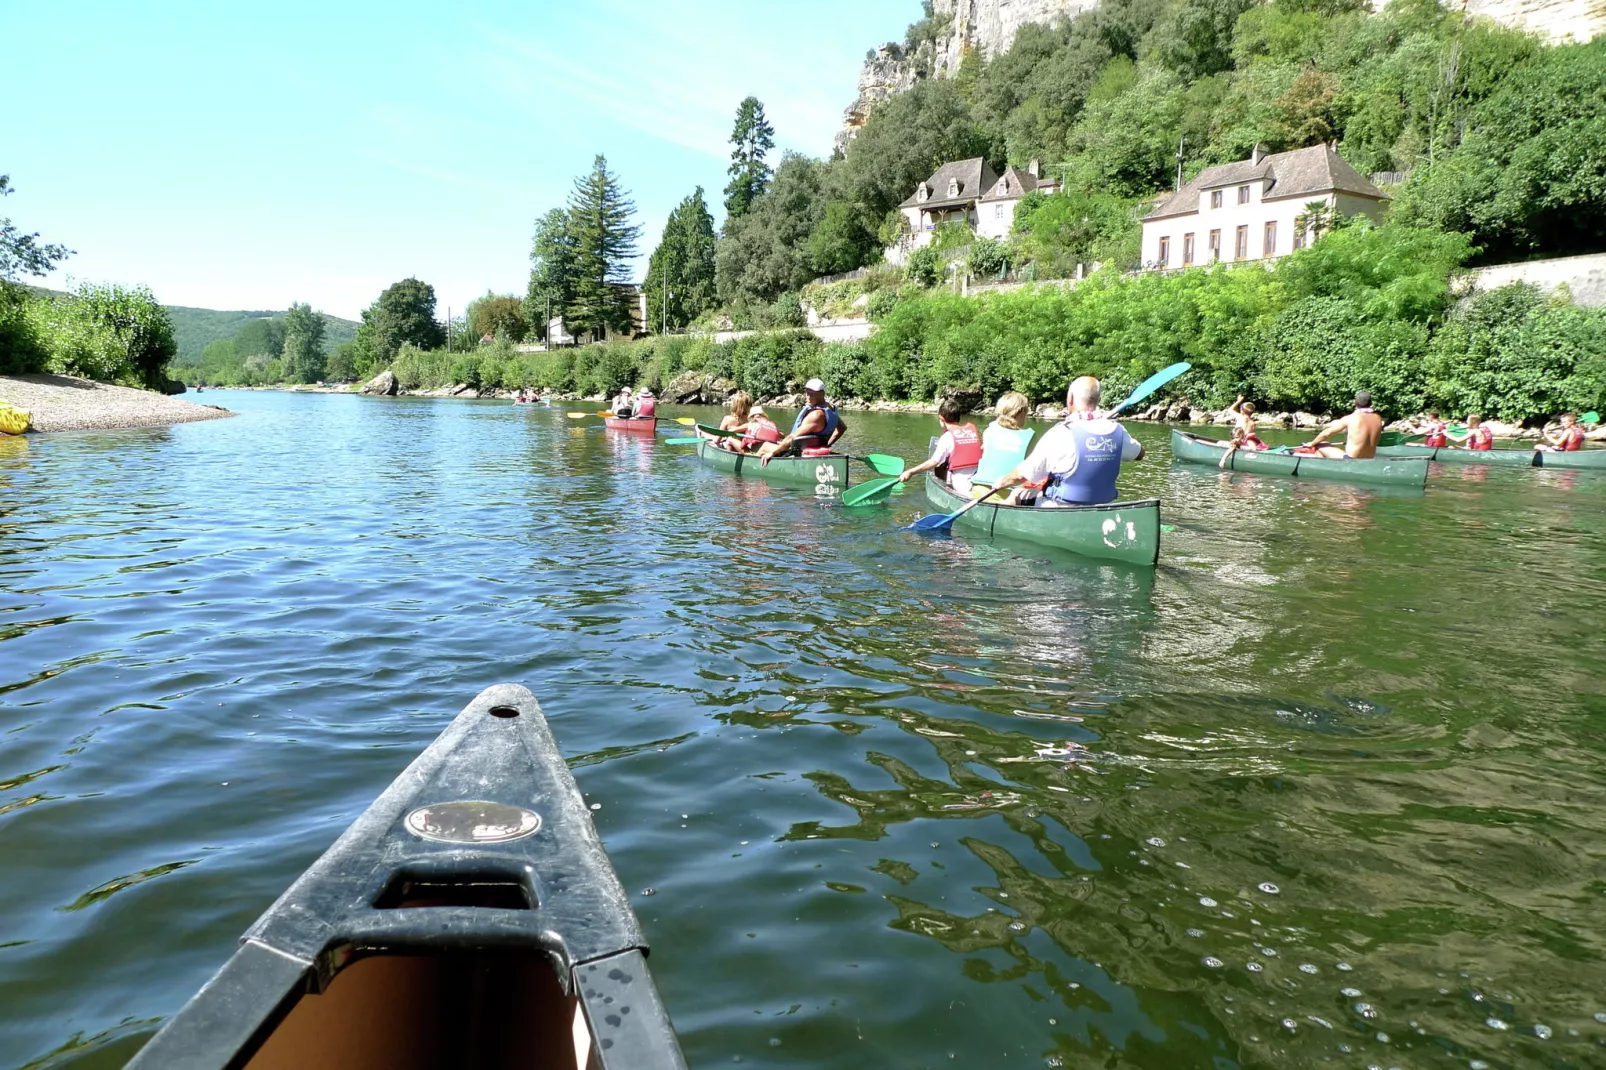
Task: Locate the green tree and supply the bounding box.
[233,317,287,358]
[724,96,776,221]
[564,155,641,341]
[466,293,529,342]
[0,175,72,372]
[0,175,72,281]
[807,201,878,276]
[63,282,178,387]
[356,278,446,367]
[525,208,577,341]
[716,153,830,312]
[644,187,718,332]
[281,302,327,383]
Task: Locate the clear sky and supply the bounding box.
[2,0,913,320]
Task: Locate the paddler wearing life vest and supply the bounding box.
[635,389,657,418]
[897,397,983,494]
[969,392,1035,497]
[1419,411,1449,448]
[1537,412,1586,452]
[611,386,634,418]
[990,376,1144,507]
[1456,413,1494,451]
[1304,391,1383,459]
[757,378,847,460]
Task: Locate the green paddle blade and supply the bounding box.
[841,476,900,506]
[664,437,700,445]
[695,423,743,439]
[864,453,905,476]
[1583,411,1600,426]
[1378,431,1403,447]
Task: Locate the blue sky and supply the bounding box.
[2,0,913,320]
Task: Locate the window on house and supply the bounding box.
[1293,226,1306,251]
[1238,185,1250,204]
[948,179,959,197]
[1235,225,1248,260]
[1208,229,1221,261]
[995,204,1006,219]
[1183,233,1194,266]
[1263,221,1277,257]
[1158,236,1170,266]
[1210,190,1223,209]
[918,186,928,203]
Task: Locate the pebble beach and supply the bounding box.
[0,373,234,432]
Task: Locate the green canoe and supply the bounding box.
[922,475,1161,566]
[696,439,850,496]
[1376,443,1606,470]
[1172,430,1429,487]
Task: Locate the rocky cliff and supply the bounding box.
[837,0,1606,150]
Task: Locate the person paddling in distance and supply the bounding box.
[1419,410,1449,448]
[969,391,1035,497]
[991,376,1144,507]
[897,398,983,494]
[635,389,656,419]
[1303,391,1383,460]
[1456,413,1494,451]
[1537,412,1586,452]
[757,378,847,460]
[610,386,634,419]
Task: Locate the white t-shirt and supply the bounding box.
[928,431,973,493]
[1016,418,1141,485]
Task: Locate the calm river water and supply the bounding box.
[3,390,1605,1069]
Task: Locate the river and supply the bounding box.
[3,390,1604,1069]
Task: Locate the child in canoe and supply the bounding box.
[1457,414,1494,451]
[969,392,1035,497]
[1537,412,1586,452]
[897,397,982,494]
[1228,395,1268,449]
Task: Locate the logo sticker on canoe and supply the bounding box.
[405,801,541,843]
[1101,516,1138,547]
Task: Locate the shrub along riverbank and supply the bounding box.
[378,222,1606,423]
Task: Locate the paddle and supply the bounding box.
[910,484,1010,534]
[696,423,743,438]
[841,477,901,506]
[1583,411,1601,427]
[842,453,905,477]
[674,416,698,426]
[664,437,701,445]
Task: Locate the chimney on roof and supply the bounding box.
[1251,143,1269,166]
[1027,159,1040,178]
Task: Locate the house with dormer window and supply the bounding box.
[890,158,1062,262]
[1140,144,1389,271]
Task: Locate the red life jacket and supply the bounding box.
[1424,422,1448,448]
[1243,431,1268,450]
[742,415,781,451]
[636,397,656,417]
[1468,426,1493,450]
[948,423,981,471]
[1560,425,1585,451]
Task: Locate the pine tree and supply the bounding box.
[723,97,775,221]
[564,155,642,341]
[644,187,718,333]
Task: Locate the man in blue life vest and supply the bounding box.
[758,378,848,459]
[991,376,1144,506]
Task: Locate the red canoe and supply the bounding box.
[604,416,658,432]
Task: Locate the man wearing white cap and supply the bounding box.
[759,377,847,459]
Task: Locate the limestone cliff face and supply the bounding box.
[1460,0,1606,41]
[835,45,923,155]
[928,0,1103,77]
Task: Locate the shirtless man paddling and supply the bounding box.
[1305,391,1383,460]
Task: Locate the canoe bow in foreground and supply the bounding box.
[1171,430,1429,487]
[127,684,685,1070]
[922,474,1161,566]
[695,439,850,496]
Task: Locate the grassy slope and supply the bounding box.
[167,306,360,364]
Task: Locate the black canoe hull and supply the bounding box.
[127,684,685,1070]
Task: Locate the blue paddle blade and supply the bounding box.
[910,513,957,534]
[1110,361,1192,414]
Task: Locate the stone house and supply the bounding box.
[889,158,1061,262]
[1140,144,1389,271]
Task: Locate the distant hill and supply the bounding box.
[167,305,360,364]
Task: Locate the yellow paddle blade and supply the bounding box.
[675,417,697,426]
[567,412,589,419]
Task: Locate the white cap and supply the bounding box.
[805,378,826,392]
[750,404,766,415]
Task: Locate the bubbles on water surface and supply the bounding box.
[1533,1024,1552,1039]
[1258,882,1279,894]
[1354,1003,1377,1018]
[1336,962,1354,971]
[1341,987,1362,997]
[1246,962,1264,973]
[1203,956,1224,968]
[1298,964,1318,974]
[1199,896,1217,907]
[1485,1018,1507,1031]
[1146,837,1166,847]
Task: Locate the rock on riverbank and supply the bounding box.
[0,374,235,432]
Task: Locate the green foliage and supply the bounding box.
[565,155,642,340]
[165,307,357,367]
[1013,188,1142,274]
[26,281,178,386]
[466,293,529,343]
[724,97,776,220]
[645,187,718,332]
[355,278,445,369]
[526,207,577,339]
[281,302,326,383]
[0,175,71,282]
[716,153,829,310]
[966,236,1010,279]
[807,201,878,276]
[0,283,49,373]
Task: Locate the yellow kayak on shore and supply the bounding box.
[0,406,30,435]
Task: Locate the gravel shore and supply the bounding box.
[0,374,235,432]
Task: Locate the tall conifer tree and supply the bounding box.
[644,187,717,333]
[723,97,775,221]
[564,155,641,341]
